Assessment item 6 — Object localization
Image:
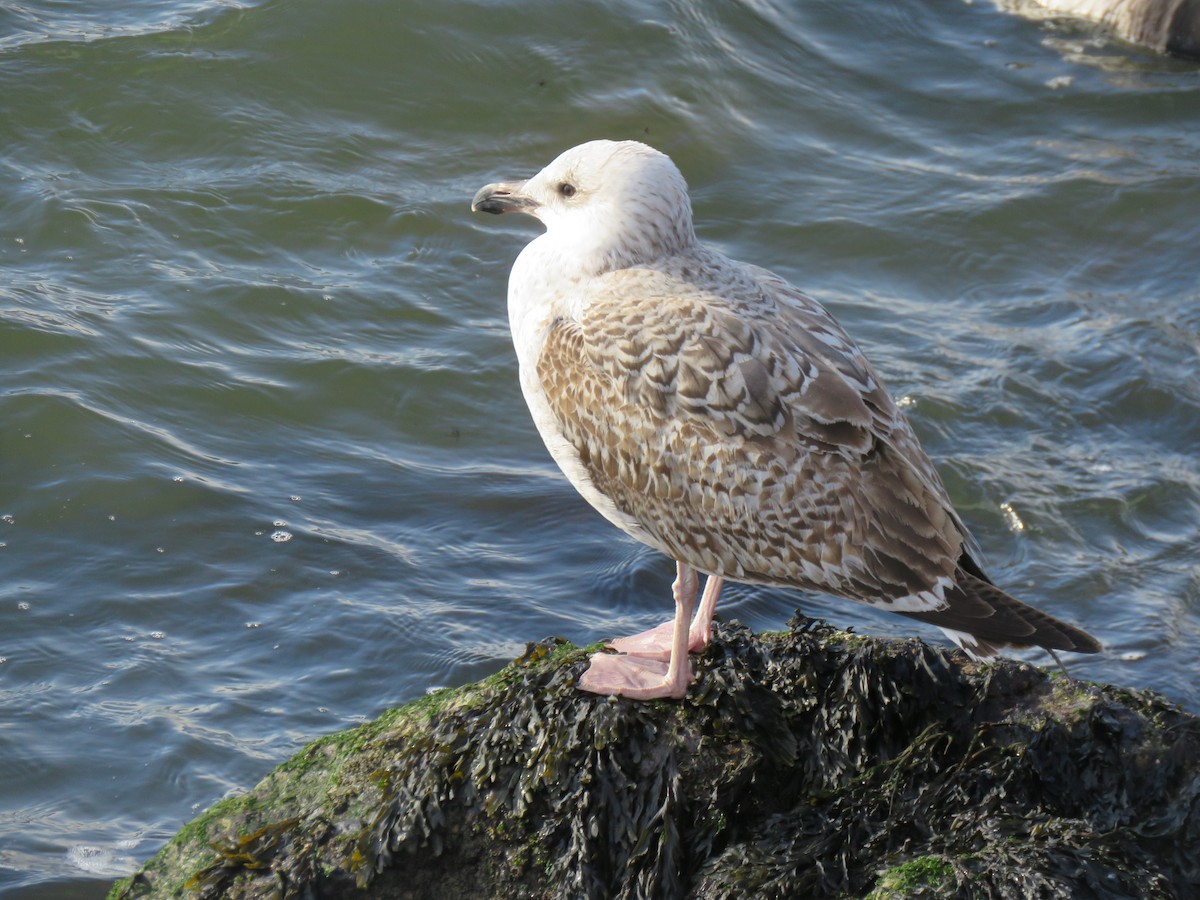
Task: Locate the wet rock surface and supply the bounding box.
[110,617,1200,899]
[999,0,1200,60]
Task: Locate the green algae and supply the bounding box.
[867,855,955,897]
[112,615,1200,899]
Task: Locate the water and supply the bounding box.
[1,0,1197,894]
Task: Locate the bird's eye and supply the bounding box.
[557,182,577,198]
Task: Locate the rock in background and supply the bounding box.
[997,0,1200,59]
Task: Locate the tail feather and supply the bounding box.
[934,628,1002,660]
[900,567,1101,656]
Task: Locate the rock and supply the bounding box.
[109,617,1200,899]
[997,0,1200,59]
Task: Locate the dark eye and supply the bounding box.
[557,182,576,198]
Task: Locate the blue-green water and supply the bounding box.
[2,0,1197,894]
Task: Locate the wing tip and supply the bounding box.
[907,569,1103,658]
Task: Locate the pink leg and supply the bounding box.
[690,575,724,648]
[578,562,698,700]
[608,571,724,661]
[607,562,698,659]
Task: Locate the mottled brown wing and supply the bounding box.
[754,265,987,566]
[534,269,966,610]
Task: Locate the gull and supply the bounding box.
[472,139,1100,700]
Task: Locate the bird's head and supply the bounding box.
[472,140,696,272]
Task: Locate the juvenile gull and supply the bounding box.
[472,140,1101,700]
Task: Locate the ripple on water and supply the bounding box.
[65,842,140,879]
[1,0,1199,896]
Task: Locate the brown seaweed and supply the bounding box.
[111,617,1200,899]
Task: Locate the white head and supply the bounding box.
[472,140,696,274]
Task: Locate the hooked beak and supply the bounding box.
[471,180,538,216]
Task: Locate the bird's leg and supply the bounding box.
[660,562,698,690]
[607,563,713,660]
[689,575,724,648]
[1046,648,1079,683]
[577,562,698,699]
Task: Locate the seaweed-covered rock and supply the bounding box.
[110,617,1200,899]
